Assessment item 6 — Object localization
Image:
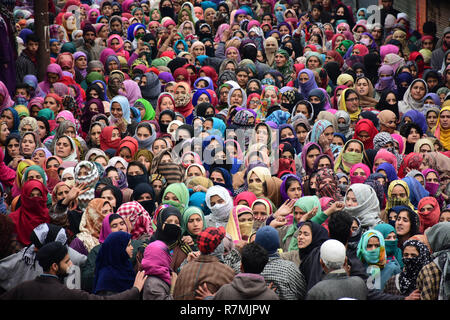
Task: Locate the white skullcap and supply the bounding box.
[320,239,346,269]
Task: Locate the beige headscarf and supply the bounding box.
[264,36,279,67]
[76,198,110,252]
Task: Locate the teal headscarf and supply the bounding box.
[374,223,403,268]
[182,206,206,239]
[22,165,52,207]
[110,95,131,124]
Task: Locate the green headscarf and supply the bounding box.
[60,42,77,54]
[151,57,171,68]
[182,206,206,238]
[336,40,354,57]
[134,98,155,121]
[275,48,293,83]
[162,182,190,214]
[86,72,105,86]
[23,165,47,185]
[283,196,323,252]
[37,108,55,120]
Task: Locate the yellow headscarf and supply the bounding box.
[433,104,450,151]
[385,180,415,212]
[338,88,361,122]
[226,205,254,242]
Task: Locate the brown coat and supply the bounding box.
[172,255,235,300]
[0,275,140,300]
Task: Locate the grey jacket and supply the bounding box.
[142,276,173,300]
[213,273,279,300]
[306,269,368,300]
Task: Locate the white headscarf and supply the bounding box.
[205,185,233,228]
[343,183,382,232]
[398,79,428,114]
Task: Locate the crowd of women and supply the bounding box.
[0,0,449,301]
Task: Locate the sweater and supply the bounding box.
[213,273,279,300]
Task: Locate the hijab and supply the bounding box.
[398,239,432,295]
[76,198,110,252]
[93,231,135,294]
[116,201,154,240]
[9,180,50,246]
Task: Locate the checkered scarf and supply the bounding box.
[196,226,226,255]
[116,201,154,240]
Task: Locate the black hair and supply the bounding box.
[25,33,39,44]
[240,242,269,274]
[328,211,353,245]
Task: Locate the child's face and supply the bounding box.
[15,88,29,99]
[26,41,39,54]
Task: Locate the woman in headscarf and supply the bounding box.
[299,142,322,178]
[204,185,234,229]
[417,197,440,234]
[357,229,401,290]
[93,231,136,295]
[352,118,379,150]
[8,180,50,247]
[391,205,421,248]
[273,48,294,85]
[398,79,428,114]
[373,223,403,271]
[402,176,430,209]
[298,219,330,290]
[297,68,319,99]
[385,180,416,213]
[432,104,450,151]
[107,34,130,60]
[383,239,432,296]
[173,81,194,123]
[69,198,112,256]
[338,88,361,124]
[334,139,364,174]
[343,183,382,232]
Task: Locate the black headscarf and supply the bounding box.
[132,182,156,216]
[126,161,150,190]
[376,90,400,119]
[149,206,182,248]
[100,185,123,212]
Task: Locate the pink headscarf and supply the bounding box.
[349,163,371,184]
[352,44,369,56]
[391,133,405,154]
[120,79,142,105]
[215,23,230,42]
[373,148,398,172]
[56,110,76,125]
[87,8,100,24]
[0,81,14,110]
[380,44,399,61]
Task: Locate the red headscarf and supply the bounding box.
[233,191,257,207]
[100,126,122,151]
[9,180,50,246]
[353,119,379,150]
[417,197,441,234]
[326,50,345,69]
[199,66,218,89]
[117,136,139,160]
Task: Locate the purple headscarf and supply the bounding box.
[297,69,318,97]
[375,64,397,92]
[280,174,303,202]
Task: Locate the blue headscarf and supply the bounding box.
[373,223,403,269]
[309,120,333,144]
[211,117,226,137]
[193,76,214,91]
[93,231,135,294]
[189,191,210,215]
[402,110,427,135]
[210,167,233,194]
[265,110,291,125]
[130,106,141,123]
[297,69,319,98]
[402,176,430,209]
[279,123,302,155]
[110,95,131,124]
[395,72,414,99]
[195,55,209,66]
[2,107,20,134]
[192,89,212,106]
[174,39,189,55]
[91,80,109,101]
[274,2,286,23]
[127,23,146,41]
[376,162,398,183]
[423,92,441,106]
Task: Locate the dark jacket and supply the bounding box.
[213,273,279,300]
[0,275,140,300]
[306,269,368,300]
[15,51,37,83]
